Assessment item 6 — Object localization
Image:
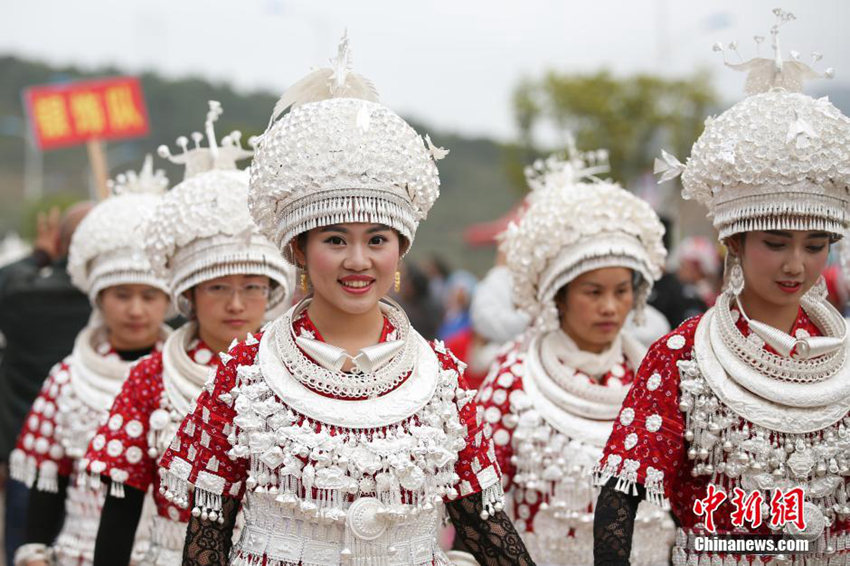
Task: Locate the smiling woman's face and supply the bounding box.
[732,230,830,308]
[294,223,401,315]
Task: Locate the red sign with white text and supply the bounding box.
[23,77,150,150]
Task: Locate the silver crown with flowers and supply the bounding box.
[144,101,294,317]
[248,32,448,263]
[654,8,850,240]
[503,139,667,333]
[68,155,170,303]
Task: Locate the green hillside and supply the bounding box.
[0,56,519,274]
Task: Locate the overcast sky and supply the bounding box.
[2,0,848,140]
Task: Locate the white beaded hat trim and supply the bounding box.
[170,234,293,313]
[275,188,418,263]
[538,234,654,305]
[87,262,170,303]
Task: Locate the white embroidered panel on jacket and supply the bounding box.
[57,384,110,464]
[508,354,674,566]
[52,460,107,566]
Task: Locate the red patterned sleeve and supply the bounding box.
[158,337,258,518]
[84,353,163,496]
[433,340,503,512]
[9,359,75,492]
[474,345,522,493]
[594,317,698,507]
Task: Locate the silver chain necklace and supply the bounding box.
[272,296,417,399]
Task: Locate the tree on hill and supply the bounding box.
[511,70,718,187]
[0,56,519,274]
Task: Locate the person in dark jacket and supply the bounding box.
[647,217,708,328]
[0,202,92,565]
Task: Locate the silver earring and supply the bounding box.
[725,254,744,297]
[177,295,193,317]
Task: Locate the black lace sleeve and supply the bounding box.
[182,495,240,566]
[593,479,644,566]
[25,474,70,545]
[446,492,536,566]
[93,484,145,566]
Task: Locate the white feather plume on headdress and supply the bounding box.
[267,31,379,130]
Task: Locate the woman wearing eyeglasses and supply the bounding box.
[82,102,293,566]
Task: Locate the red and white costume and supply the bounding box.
[11,330,164,566]
[9,157,172,566]
[598,294,850,565]
[597,11,850,565]
[479,332,675,564]
[84,330,218,565]
[84,101,294,565]
[475,150,672,565]
[156,34,509,566]
[159,301,502,565]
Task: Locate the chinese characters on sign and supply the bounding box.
[693,485,807,533]
[24,77,149,150]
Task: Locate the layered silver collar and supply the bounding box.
[270,296,417,400]
[697,295,850,433]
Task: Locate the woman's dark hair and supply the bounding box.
[294,232,309,267]
[429,255,451,279]
[658,215,674,251]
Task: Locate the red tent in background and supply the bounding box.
[463,200,528,247]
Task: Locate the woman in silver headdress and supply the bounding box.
[83,102,294,566]
[475,150,674,565]
[594,10,850,566]
[11,161,172,566]
[158,35,534,566]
